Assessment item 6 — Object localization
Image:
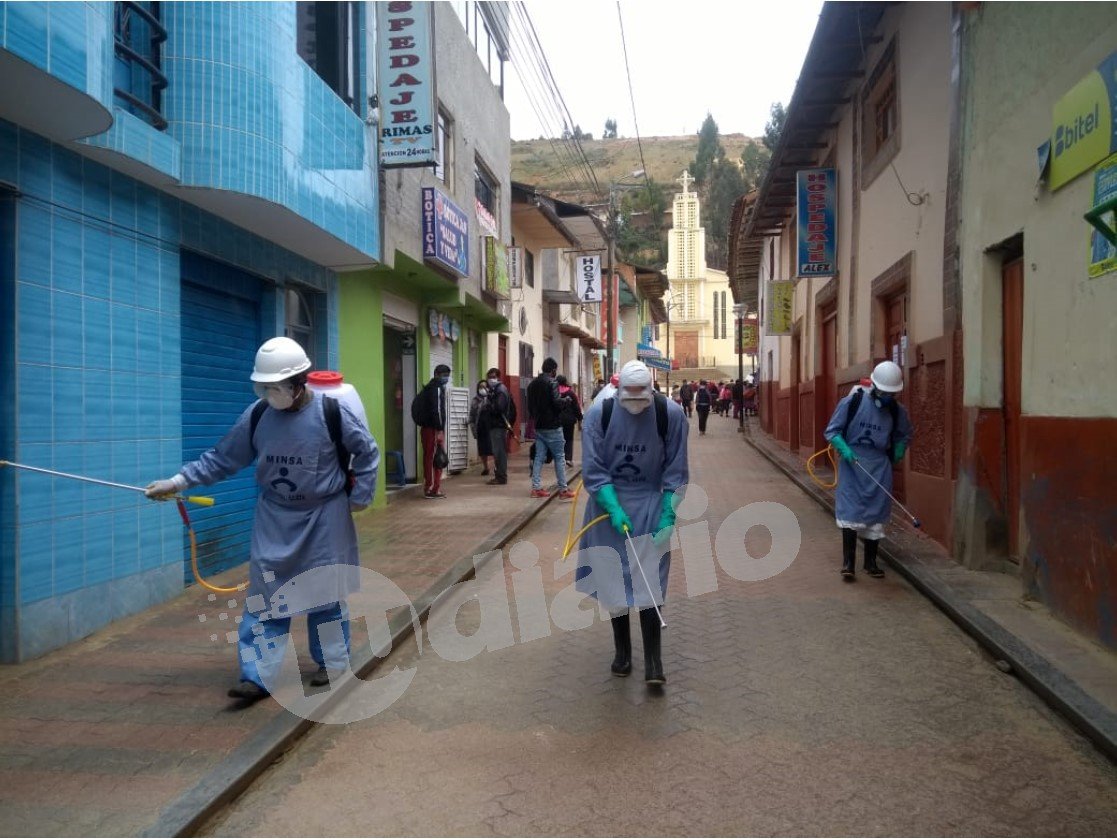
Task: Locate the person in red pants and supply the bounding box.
[413,363,450,498]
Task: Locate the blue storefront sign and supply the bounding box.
[797,168,837,276]
[422,187,469,276]
[636,342,662,359]
[645,356,672,371]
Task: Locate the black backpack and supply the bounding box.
[695,386,711,407]
[601,393,669,446]
[250,395,354,495]
[842,388,900,446]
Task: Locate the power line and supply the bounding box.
[616,2,650,192]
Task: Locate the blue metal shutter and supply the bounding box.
[180,253,263,583]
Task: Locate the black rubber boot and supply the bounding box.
[841,528,857,581]
[864,538,884,578]
[639,607,665,685]
[610,614,632,676]
[227,680,269,704]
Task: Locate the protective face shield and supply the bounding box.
[254,381,296,410]
[617,360,653,415]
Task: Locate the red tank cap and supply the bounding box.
[308,371,343,386]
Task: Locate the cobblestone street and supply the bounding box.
[204,415,1117,836]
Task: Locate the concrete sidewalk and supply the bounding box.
[742,422,1117,763]
[0,444,579,837]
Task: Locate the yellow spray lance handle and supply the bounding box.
[179,495,215,507]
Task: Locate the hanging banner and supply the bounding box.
[422,187,469,276]
[376,2,436,168]
[483,236,510,299]
[592,353,603,383]
[508,247,524,288]
[766,281,794,336]
[1050,50,1117,191]
[796,168,837,276]
[576,255,602,303]
[740,319,758,354]
[1088,153,1117,278]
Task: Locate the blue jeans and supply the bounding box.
[238,601,350,689]
[532,428,568,490]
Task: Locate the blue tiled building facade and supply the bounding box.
[0,1,381,661]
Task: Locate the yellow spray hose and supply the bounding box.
[0,459,243,594]
[807,445,840,490]
[561,478,609,559]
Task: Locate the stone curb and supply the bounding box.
[743,434,1117,765]
[143,474,580,838]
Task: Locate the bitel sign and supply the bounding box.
[376,2,436,168]
[422,188,469,277]
[797,168,837,276]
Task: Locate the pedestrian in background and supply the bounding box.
[719,382,732,417]
[679,379,694,418]
[557,374,583,468]
[731,378,744,419]
[824,360,913,581]
[576,360,689,685]
[469,380,493,476]
[145,337,379,703]
[484,367,515,486]
[527,357,576,499]
[695,378,712,435]
[413,363,451,499]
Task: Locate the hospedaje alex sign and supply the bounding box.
[797,169,837,276]
[376,2,436,168]
[422,188,469,276]
[1049,50,1117,191]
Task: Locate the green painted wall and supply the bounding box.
[338,272,386,508]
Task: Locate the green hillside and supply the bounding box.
[511,133,756,204]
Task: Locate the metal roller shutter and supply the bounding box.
[180,254,263,584]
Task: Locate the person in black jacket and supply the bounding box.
[413,363,450,498]
[526,358,575,499]
[556,374,583,467]
[483,367,516,485]
[695,378,712,435]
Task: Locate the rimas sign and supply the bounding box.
[422,188,469,276]
[1050,50,1117,191]
[376,2,436,168]
[796,169,837,277]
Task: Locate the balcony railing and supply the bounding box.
[113,1,168,130]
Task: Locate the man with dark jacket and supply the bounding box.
[413,363,450,498]
[527,358,575,499]
[695,378,712,435]
[484,367,515,485]
[679,380,693,418]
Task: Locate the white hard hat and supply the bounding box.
[870,360,904,393]
[251,337,311,383]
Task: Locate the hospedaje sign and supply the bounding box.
[376,2,436,168]
[796,169,837,276]
[422,188,469,276]
[1049,50,1117,191]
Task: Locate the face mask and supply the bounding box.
[439,376,450,386]
[479,388,488,397]
[488,378,500,388]
[255,382,295,410]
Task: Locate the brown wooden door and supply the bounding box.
[883,292,908,500]
[790,334,801,452]
[1002,258,1024,561]
[675,331,699,369]
[819,307,837,450]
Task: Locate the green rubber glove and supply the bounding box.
[892,441,908,464]
[654,490,677,545]
[595,484,633,536]
[831,434,857,463]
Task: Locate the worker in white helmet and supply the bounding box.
[823,360,913,582]
[145,337,379,704]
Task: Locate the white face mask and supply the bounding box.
[255,382,296,410]
[487,378,500,388]
[620,397,651,415]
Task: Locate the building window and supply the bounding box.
[860,39,900,185]
[296,1,361,114]
[525,249,535,288]
[435,107,453,185]
[459,2,507,96]
[285,288,317,353]
[113,2,167,130]
[475,158,499,232]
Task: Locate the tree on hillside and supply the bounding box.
[763,102,787,152]
[690,113,725,186]
[704,157,746,270]
[562,124,594,141]
[616,179,669,268]
[603,118,618,139]
[741,141,771,192]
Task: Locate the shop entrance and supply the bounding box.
[384,320,418,482]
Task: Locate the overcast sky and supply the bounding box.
[505,0,825,141]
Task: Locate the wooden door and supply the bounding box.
[883,292,908,501]
[1002,258,1024,561]
[819,306,837,450]
[675,331,699,369]
[790,333,801,452]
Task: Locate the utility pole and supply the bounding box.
[605,191,616,381]
[734,303,746,433]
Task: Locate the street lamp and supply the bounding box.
[733,303,747,433]
[663,289,684,391]
[605,170,647,380]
